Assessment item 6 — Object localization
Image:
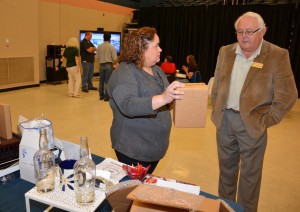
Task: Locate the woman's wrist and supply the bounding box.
[152,94,169,110]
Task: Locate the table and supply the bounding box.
[25,179,106,212]
[0,155,244,212]
[0,133,20,166]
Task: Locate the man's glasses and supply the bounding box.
[236,28,261,36]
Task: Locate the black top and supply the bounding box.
[188,64,201,82]
[80,38,95,62]
[63,47,79,67]
[188,64,198,73]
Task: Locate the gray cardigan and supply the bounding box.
[107,62,171,161]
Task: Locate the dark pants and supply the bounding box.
[81,61,94,89]
[99,62,113,99]
[115,150,159,174]
[217,109,267,212]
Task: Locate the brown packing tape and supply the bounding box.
[130,201,187,212]
[177,82,207,89]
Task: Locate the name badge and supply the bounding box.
[251,62,263,69]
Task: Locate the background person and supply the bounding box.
[211,11,298,212]
[181,55,201,82]
[80,31,97,93]
[96,32,117,101]
[56,37,81,98]
[107,27,185,174]
[160,55,177,83]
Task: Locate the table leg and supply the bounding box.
[44,205,54,211]
[25,194,30,212]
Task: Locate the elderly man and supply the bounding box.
[211,12,298,212]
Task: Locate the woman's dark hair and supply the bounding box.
[165,55,173,63]
[119,27,157,69]
[188,55,197,67]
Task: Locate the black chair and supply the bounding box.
[167,73,176,83]
[190,71,202,83]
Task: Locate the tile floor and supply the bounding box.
[0,80,299,212]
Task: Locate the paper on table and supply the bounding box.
[176,73,186,78]
[96,158,127,182]
[96,169,111,180]
[156,179,200,195]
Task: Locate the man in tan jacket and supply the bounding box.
[211,12,298,212]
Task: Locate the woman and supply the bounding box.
[182,55,201,83]
[160,55,177,83]
[57,37,81,97]
[107,27,185,174]
[160,55,176,74]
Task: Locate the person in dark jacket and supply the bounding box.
[80,32,97,92]
[211,11,298,212]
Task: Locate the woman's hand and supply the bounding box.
[182,65,188,74]
[164,81,185,103]
[152,81,185,110]
[113,63,119,70]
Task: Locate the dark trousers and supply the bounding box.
[81,61,94,89]
[216,109,267,212]
[115,150,159,174]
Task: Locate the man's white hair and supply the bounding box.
[234,12,266,30]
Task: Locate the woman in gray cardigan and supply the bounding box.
[107,27,185,174]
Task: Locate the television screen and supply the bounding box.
[79,30,121,55]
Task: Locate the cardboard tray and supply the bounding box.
[127,184,234,212]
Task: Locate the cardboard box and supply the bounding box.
[173,83,208,128]
[130,199,233,212]
[19,136,79,183]
[106,182,141,212]
[0,103,12,139]
[19,130,41,184]
[128,184,234,212]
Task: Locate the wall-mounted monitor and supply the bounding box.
[79,30,121,55]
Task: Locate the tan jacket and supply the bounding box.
[211,40,298,138]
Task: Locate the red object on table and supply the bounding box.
[122,164,150,181]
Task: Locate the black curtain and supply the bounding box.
[138,4,299,96]
[138,6,207,77]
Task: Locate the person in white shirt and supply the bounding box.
[96,32,118,101]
